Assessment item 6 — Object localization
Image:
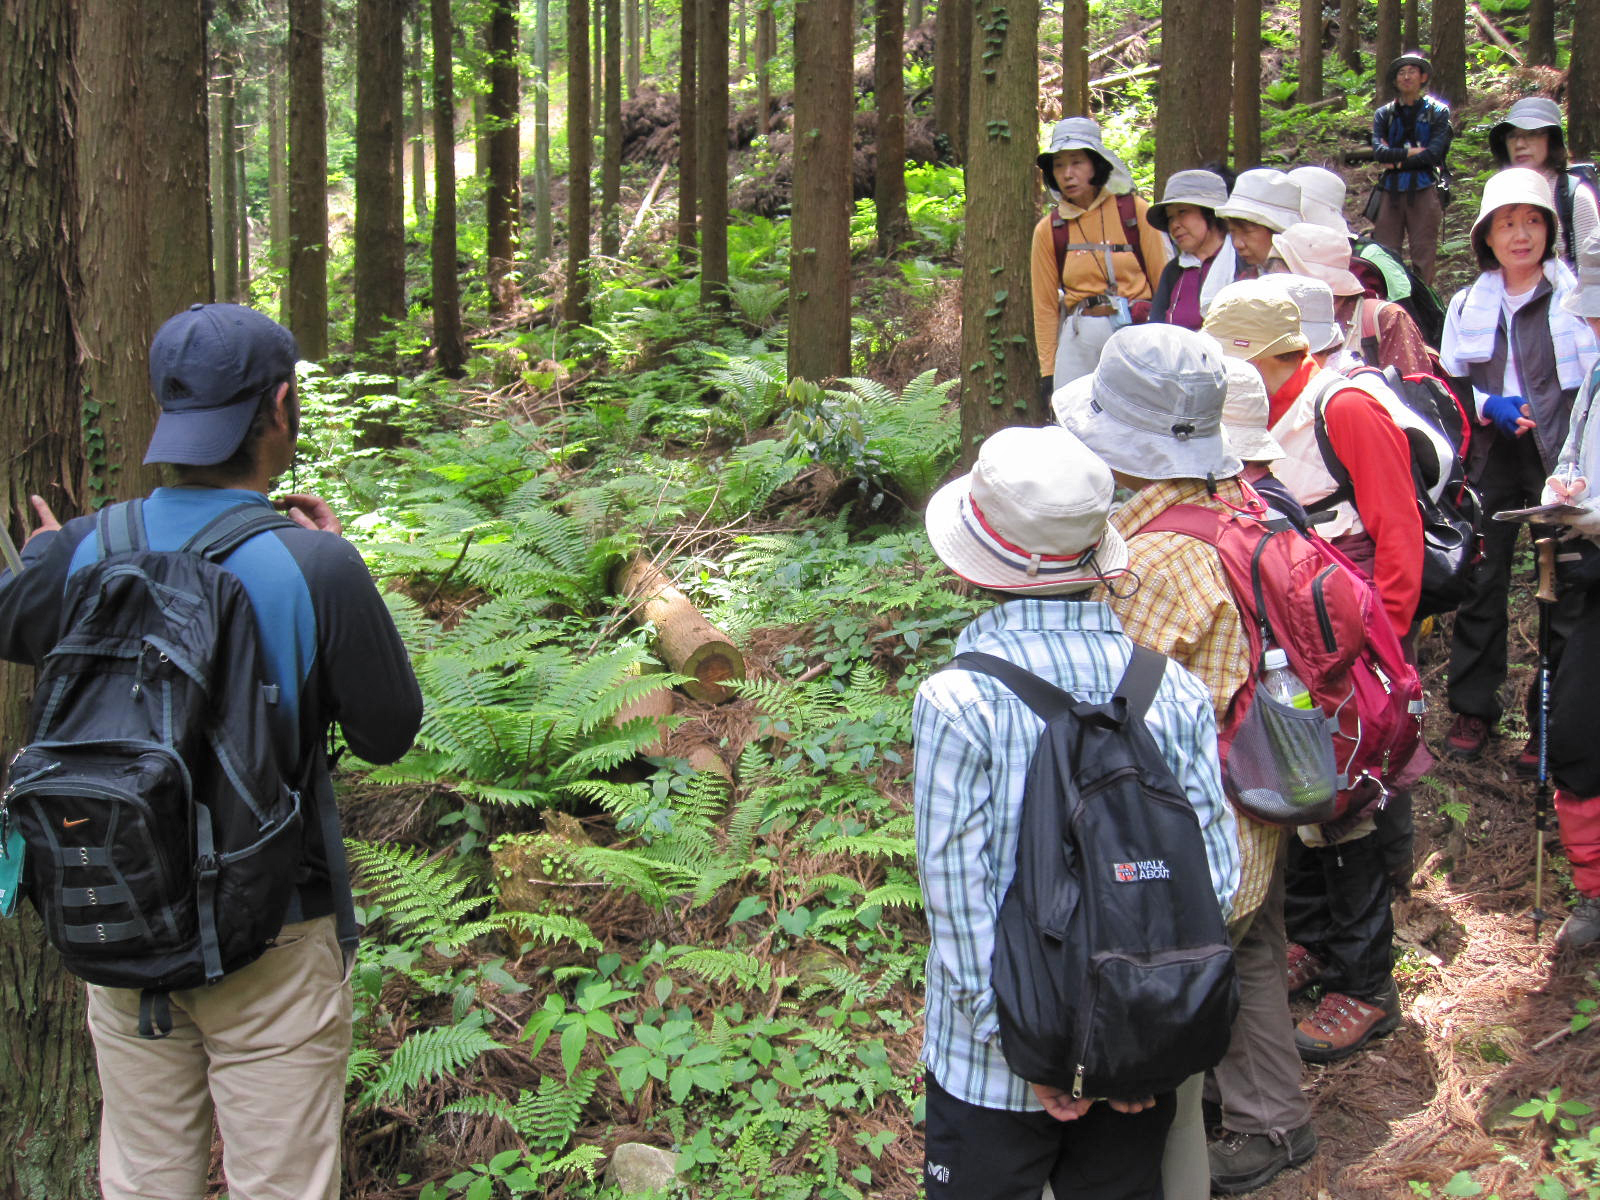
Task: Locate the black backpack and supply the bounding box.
[0,500,341,1037]
[1351,235,1446,347]
[952,647,1238,1101]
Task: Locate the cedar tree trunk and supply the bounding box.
[565,0,593,322]
[486,0,521,314]
[430,0,465,374]
[1157,0,1231,193]
[1233,0,1261,167]
[932,0,971,162]
[533,0,553,263]
[353,0,407,363]
[697,0,729,306]
[1337,0,1360,71]
[1374,0,1400,104]
[1298,0,1323,103]
[1571,3,1600,162]
[1061,0,1088,118]
[1429,0,1466,109]
[288,0,329,359]
[677,0,698,257]
[601,0,622,258]
[874,0,910,257]
[144,0,213,318]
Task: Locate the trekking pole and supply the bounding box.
[1532,536,1558,940]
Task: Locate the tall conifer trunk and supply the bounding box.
[677,0,698,257]
[145,0,213,318]
[288,0,329,359]
[1298,0,1323,103]
[1374,0,1401,104]
[565,0,593,322]
[486,0,521,313]
[1525,0,1554,67]
[1061,0,1088,117]
[1233,0,1262,167]
[696,0,729,306]
[1429,0,1466,108]
[1157,0,1231,191]
[1571,2,1600,161]
[1337,0,1360,70]
[873,0,909,256]
[533,0,554,264]
[431,0,465,374]
[601,0,623,258]
[353,0,407,363]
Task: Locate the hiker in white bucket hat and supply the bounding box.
[913,420,1238,1198]
[1216,169,1302,278]
[1437,167,1599,765]
[1032,118,1168,402]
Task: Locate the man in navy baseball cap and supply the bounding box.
[144,303,300,466]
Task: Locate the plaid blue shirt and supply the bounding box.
[913,598,1240,1112]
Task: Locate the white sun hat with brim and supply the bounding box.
[1053,324,1242,482]
[1273,223,1365,297]
[1471,167,1560,264]
[924,426,1130,594]
[1261,275,1342,354]
[1202,279,1313,360]
[1562,229,1600,319]
[1215,169,1303,233]
[1036,117,1135,197]
[1148,169,1231,233]
[1288,166,1352,237]
[1220,358,1286,463]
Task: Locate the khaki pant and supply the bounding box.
[1371,185,1443,287]
[88,916,353,1200]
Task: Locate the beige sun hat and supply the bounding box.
[1471,167,1560,264]
[1216,169,1303,233]
[1053,324,1242,481]
[924,426,1130,594]
[1220,358,1286,463]
[1202,279,1312,360]
[1562,229,1600,319]
[1272,223,1364,297]
[1288,166,1352,238]
[1262,275,1342,354]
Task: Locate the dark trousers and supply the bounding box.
[1283,824,1397,1000]
[1371,185,1443,286]
[1550,584,1600,798]
[1448,433,1583,726]
[923,1074,1175,1200]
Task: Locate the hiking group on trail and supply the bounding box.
[924,56,1600,1200]
[3,39,1600,1200]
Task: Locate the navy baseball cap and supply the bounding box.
[144,303,299,466]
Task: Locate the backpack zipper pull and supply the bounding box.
[1072,1065,1085,1100]
[131,645,146,700]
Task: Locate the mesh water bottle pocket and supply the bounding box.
[1227,691,1338,826]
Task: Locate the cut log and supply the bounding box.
[611,678,675,756]
[615,555,745,703]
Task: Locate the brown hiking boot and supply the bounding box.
[1556,896,1600,952]
[1443,713,1490,760]
[1285,942,1326,997]
[1295,984,1401,1063]
[1208,1123,1317,1194]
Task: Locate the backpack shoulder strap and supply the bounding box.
[949,651,1074,723]
[1136,502,1228,544]
[1114,644,1166,723]
[180,503,298,562]
[96,499,147,557]
[1115,192,1149,281]
[1306,374,1358,512]
[1052,212,1070,283]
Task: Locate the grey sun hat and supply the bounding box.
[1220,358,1285,463]
[1386,51,1432,84]
[1261,275,1342,354]
[1036,117,1135,197]
[1288,166,1352,237]
[924,426,1130,594]
[1490,96,1566,166]
[1053,324,1241,482]
[1562,229,1600,319]
[1216,169,1303,234]
[1148,169,1230,233]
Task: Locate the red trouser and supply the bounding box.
[1555,790,1600,898]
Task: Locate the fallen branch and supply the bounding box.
[1089,20,1159,66]
[1468,2,1524,65]
[1089,64,1159,90]
[622,159,672,253]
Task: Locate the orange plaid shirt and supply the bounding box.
[1099,477,1283,922]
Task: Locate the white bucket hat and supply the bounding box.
[1490,96,1566,166]
[1037,117,1135,197]
[1220,358,1285,463]
[1216,169,1303,233]
[1562,229,1600,319]
[1053,325,1241,481]
[1262,275,1341,354]
[924,426,1130,594]
[1288,166,1352,237]
[1471,166,1559,265]
[1272,223,1365,297]
[1148,169,1230,233]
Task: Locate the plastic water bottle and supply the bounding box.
[1261,648,1314,710]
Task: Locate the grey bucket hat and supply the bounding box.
[1148,169,1230,233]
[1490,96,1567,166]
[1036,117,1135,197]
[1262,275,1342,355]
[1562,229,1600,320]
[1052,324,1241,482]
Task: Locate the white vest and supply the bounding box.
[1270,368,1365,539]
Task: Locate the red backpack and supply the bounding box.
[1140,503,1430,831]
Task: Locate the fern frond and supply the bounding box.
[666,946,773,991]
[500,910,602,953]
[361,1021,502,1107]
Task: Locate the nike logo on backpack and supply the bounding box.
[62,818,89,828]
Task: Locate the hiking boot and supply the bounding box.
[1443,713,1489,760]
[1295,984,1401,1063]
[1285,942,1326,997]
[1515,737,1539,779]
[1556,896,1600,952]
[1208,1123,1317,1195]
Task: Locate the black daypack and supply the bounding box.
[953,647,1238,1101]
[0,500,334,1037]
[1557,165,1599,265]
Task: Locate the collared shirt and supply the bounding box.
[914,598,1238,1112]
[1101,477,1282,921]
